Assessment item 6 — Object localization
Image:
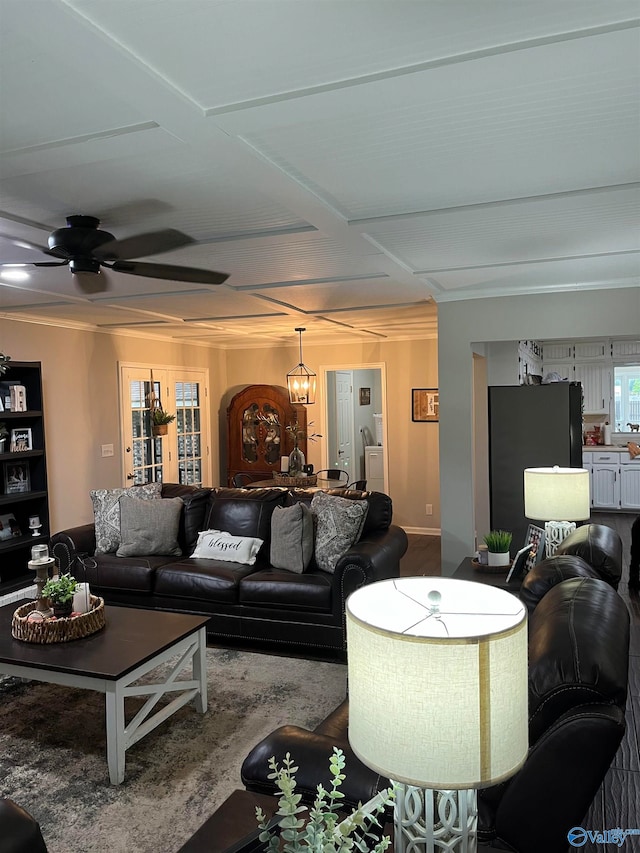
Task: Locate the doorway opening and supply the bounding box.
[319,363,388,493]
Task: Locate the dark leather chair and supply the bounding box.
[348,479,367,490]
[0,799,48,853]
[555,522,622,589]
[232,472,255,487]
[315,469,348,484]
[630,515,640,589]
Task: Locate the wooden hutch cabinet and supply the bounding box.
[226,385,307,485]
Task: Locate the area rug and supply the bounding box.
[0,647,347,853]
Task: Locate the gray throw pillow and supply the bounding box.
[270,502,314,573]
[311,492,368,574]
[91,482,162,554]
[116,495,183,557]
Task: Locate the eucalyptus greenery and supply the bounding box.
[256,748,392,852]
[483,529,513,553]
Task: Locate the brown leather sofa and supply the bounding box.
[50,484,408,658]
[0,799,47,853]
[241,543,630,853]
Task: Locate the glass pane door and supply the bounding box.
[176,381,203,486]
[129,377,164,484]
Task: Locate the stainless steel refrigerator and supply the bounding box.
[488,382,583,550]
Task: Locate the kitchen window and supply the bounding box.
[614,364,640,432]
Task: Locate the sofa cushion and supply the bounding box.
[204,488,288,549]
[286,488,391,534]
[78,553,175,593]
[190,529,263,565]
[161,483,212,554]
[555,523,622,589]
[518,555,599,615]
[270,502,314,573]
[154,558,256,603]
[90,483,162,554]
[239,568,332,611]
[116,495,183,558]
[527,577,629,744]
[310,491,368,573]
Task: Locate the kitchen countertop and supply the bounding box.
[583,445,635,451]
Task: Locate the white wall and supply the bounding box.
[438,287,640,574]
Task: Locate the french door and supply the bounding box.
[119,364,210,486]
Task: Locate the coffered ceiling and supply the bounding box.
[0,1,638,348]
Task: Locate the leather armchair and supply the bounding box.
[0,799,47,853]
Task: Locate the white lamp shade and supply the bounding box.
[346,577,528,790]
[524,466,590,521]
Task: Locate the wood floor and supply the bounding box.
[399,512,640,850]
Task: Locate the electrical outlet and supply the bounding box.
[101,444,114,457]
[425,503,433,515]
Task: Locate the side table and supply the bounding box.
[453,556,522,594]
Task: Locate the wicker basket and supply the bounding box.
[11,595,106,644]
[272,473,318,487]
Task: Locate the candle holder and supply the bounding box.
[28,515,42,537]
[28,544,54,616]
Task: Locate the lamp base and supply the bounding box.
[394,783,478,853]
[544,521,577,556]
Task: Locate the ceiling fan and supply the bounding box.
[0,214,229,292]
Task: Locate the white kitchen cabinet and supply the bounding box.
[591,451,620,509]
[620,457,640,510]
[573,363,609,415]
[542,363,573,382]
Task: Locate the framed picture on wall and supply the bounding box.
[359,387,371,406]
[412,388,439,422]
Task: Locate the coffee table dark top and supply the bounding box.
[0,601,209,680]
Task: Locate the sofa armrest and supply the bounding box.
[0,799,48,853]
[241,725,389,811]
[331,524,408,614]
[50,525,96,574]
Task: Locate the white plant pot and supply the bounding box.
[487,550,510,567]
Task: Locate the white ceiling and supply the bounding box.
[0,0,638,348]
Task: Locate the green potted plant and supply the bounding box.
[151,407,176,436]
[255,747,392,852]
[483,530,513,567]
[42,572,78,618]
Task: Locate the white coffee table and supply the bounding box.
[0,602,209,784]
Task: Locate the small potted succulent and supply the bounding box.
[151,407,176,436]
[483,530,513,567]
[42,572,78,618]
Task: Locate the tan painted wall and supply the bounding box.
[0,318,438,535]
[224,337,439,531]
[0,319,227,531]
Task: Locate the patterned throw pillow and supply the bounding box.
[270,502,314,573]
[311,492,368,574]
[116,495,183,557]
[90,482,162,554]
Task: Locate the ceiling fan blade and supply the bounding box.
[0,234,51,255]
[109,260,229,285]
[93,228,195,261]
[0,260,68,268]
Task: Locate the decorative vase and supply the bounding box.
[487,550,510,567]
[152,424,168,436]
[288,446,306,476]
[52,601,73,619]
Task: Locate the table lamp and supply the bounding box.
[346,577,528,853]
[524,466,590,556]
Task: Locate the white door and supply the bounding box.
[120,364,210,486]
[335,371,354,483]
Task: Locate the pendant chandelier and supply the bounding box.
[287,327,316,404]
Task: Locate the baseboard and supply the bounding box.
[402,526,441,536]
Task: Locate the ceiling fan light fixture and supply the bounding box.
[287,327,316,405]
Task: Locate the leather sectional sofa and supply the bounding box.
[241,527,631,853]
[50,483,408,658]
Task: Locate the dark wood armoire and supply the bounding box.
[226,385,307,486]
